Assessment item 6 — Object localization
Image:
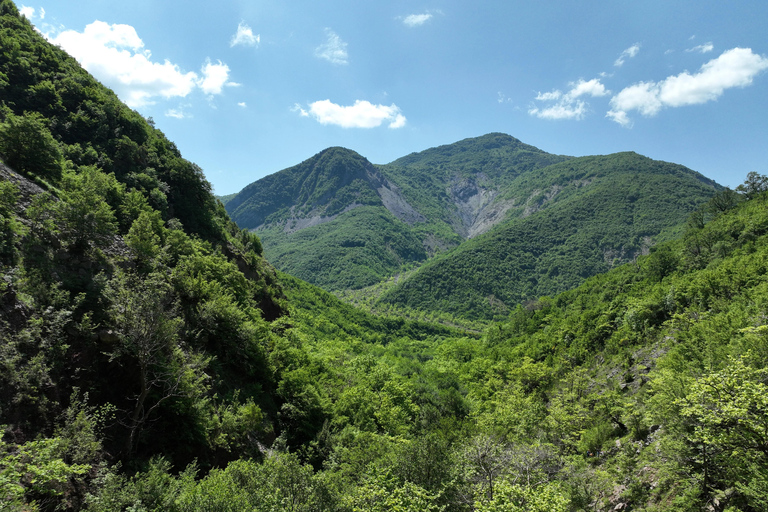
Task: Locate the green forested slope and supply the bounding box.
[0,0,292,501]
[0,3,225,242]
[259,206,427,290]
[379,152,720,320]
[227,147,429,290]
[227,147,384,229]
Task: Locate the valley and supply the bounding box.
[1,1,768,511]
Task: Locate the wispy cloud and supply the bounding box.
[686,42,714,54]
[165,108,187,119]
[230,21,259,47]
[614,43,641,67]
[607,47,768,127]
[529,78,609,120]
[48,21,234,109]
[403,13,433,27]
[295,99,406,128]
[315,29,348,65]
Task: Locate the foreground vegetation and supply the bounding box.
[2,1,768,510]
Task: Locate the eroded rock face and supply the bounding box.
[377,180,426,225]
[445,174,515,239]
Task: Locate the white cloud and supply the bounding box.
[686,42,714,54]
[315,29,348,65]
[198,59,234,95]
[165,108,187,119]
[49,21,234,108]
[230,21,259,47]
[614,43,641,67]
[567,78,610,99]
[403,13,433,27]
[529,102,587,120]
[298,99,406,129]
[39,7,44,19]
[530,78,609,120]
[238,102,247,108]
[608,47,768,126]
[535,90,562,101]
[19,5,35,18]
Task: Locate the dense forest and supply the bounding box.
[2,1,768,511]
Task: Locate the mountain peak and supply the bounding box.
[387,132,565,172]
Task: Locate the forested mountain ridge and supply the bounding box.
[376,151,721,320]
[227,135,571,291]
[228,136,720,319]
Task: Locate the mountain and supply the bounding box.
[376,151,721,319]
[226,146,429,290]
[227,136,720,320]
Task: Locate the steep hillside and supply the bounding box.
[0,0,294,488]
[379,152,720,320]
[227,147,428,289]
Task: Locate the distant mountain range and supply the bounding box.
[225,133,721,320]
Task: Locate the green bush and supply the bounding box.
[0,111,62,181]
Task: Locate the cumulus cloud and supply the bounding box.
[607,47,768,126]
[49,21,234,108]
[238,102,247,108]
[296,99,406,129]
[19,5,35,18]
[403,13,433,27]
[315,29,348,65]
[529,78,609,120]
[230,21,259,47]
[614,43,641,67]
[198,59,236,95]
[568,78,610,99]
[686,42,714,54]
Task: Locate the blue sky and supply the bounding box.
[20,0,768,195]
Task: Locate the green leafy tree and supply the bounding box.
[0,180,21,265]
[474,480,569,512]
[677,356,768,509]
[125,209,164,268]
[0,432,90,511]
[736,171,768,200]
[106,271,207,456]
[0,111,62,181]
[57,168,119,251]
